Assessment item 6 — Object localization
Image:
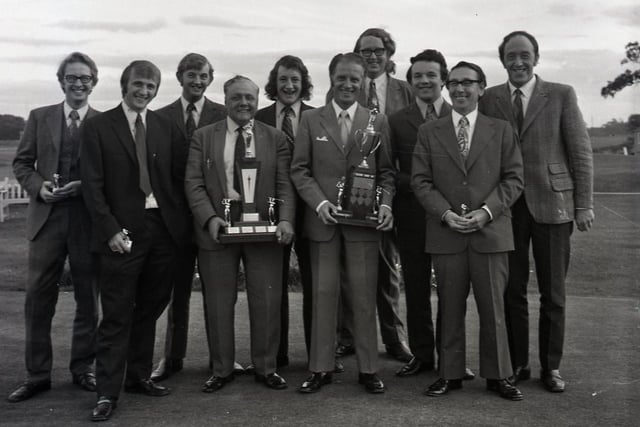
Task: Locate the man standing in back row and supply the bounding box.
[479,31,594,393]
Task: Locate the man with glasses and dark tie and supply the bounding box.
[151,53,226,383]
[255,55,315,369]
[81,60,191,421]
[412,61,524,401]
[9,52,101,403]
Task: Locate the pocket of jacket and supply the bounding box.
[548,162,574,191]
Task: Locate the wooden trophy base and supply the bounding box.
[219,220,278,244]
[332,211,379,228]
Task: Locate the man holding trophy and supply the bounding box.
[184,76,295,392]
[291,53,395,394]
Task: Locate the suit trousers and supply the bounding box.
[24,200,97,382]
[199,242,283,378]
[162,243,197,362]
[433,248,512,380]
[395,193,436,365]
[95,209,176,398]
[506,196,572,371]
[309,230,379,374]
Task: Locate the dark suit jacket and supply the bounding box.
[156,97,226,150]
[411,112,523,254]
[479,77,593,224]
[255,101,314,132]
[184,119,296,251]
[290,103,396,243]
[81,105,191,253]
[389,100,452,195]
[13,102,99,240]
[326,75,413,116]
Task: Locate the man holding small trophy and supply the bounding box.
[184,75,295,393]
[291,53,395,394]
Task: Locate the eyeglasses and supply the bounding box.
[64,75,93,84]
[446,79,481,89]
[360,48,386,58]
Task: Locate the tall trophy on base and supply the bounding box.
[332,109,383,227]
[219,120,280,243]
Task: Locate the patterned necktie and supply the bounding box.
[186,103,196,140]
[233,127,244,194]
[457,116,470,159]
[281,106,294,145]
[368,80,379,112]
[134,114,152,196]
[338,110,350,147]
[69,110,80,136]
[513,89,524,134]
[425,103,436,122]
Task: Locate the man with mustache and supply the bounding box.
[9,52,100,403]
[479,31,594,393]
[151,53,226,382]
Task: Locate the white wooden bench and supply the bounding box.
[0,177,29,222]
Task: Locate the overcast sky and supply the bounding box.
[0,0,637,126]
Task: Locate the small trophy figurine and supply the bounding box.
[243,120,255,158]
[122,228,132,251]
[354,109,382,168]
[222,198,232,225]
[52,173,61,190]
[373,186,382,216]
[335,177,346,212]
[460,203,469,216]
[268,197,283,226]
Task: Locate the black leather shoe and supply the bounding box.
[232,361,245,375]
[463,367,475,381]
[6,380,51,403]
[73,372,97,392]
[276,355,289,368]
[333,360,345,374]
[335,343,356,357]
[358,373,385,394]
[396,357,434,377]
[124,379,170,396]
[255,372,287,390]
[91,396,117,422]
[244,363,255,375]
[385,343,413,363]
[298,372,332,393]
[424,378,462,397]
[508,365,531,385]
[202,374,234,393]
[487,379,524,401]
[541,369,565,392]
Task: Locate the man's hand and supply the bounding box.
[376,205,393,231]
[463,209,490,232]
[207,216,227,243]
[443,210,474,234]
[39,181,67,203]
[575,208,594,232]
[317,202,339,225]
[52,180,81,197]
[276,220,295,245]
[108,231,131,254]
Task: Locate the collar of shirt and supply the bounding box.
[331,99,358,122]
[365,73,388,113]
[180,96,205,123]
[121,102,147,137]
[276,99,301,133]
[451,107,478,144]
[416,96,444,119]
[508,75,536,114]
[63,102,89,125]
[225,116,253,137]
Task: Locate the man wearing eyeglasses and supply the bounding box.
[9,52,101,403]
[479,31,594,393]
[412,61,524,400]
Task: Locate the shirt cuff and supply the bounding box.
[481,204,493,221]
[316,200,329,213]
[441,209,453,222]
[380,204,392,211]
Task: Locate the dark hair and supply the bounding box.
[498,30,539,64]
[406,49,448,83]
[449,61,487,87]
[120,60,161,97]
[328,52,366,80]
[223,75,258,95]
[56,52,99,86]
[264,55,313,101]
[176,52,214,81]
[353,28,396,74]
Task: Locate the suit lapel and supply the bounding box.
[433,117,466,174]
[212,121,227,194]
[199,98,218,129]
[406,102,423,133]
[465,114,493,170]
[492,83,514,126]
[439,101,452,118]
[168,100,187,136]
[110,107,137,164]
[521,78,549,137]
[146,112,160,176]
[319,104,344,153]
[45,102,64,156]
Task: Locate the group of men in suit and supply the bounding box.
[7,26,593,420]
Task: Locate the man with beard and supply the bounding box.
[151,53,226,382]
[9,52,100,403]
